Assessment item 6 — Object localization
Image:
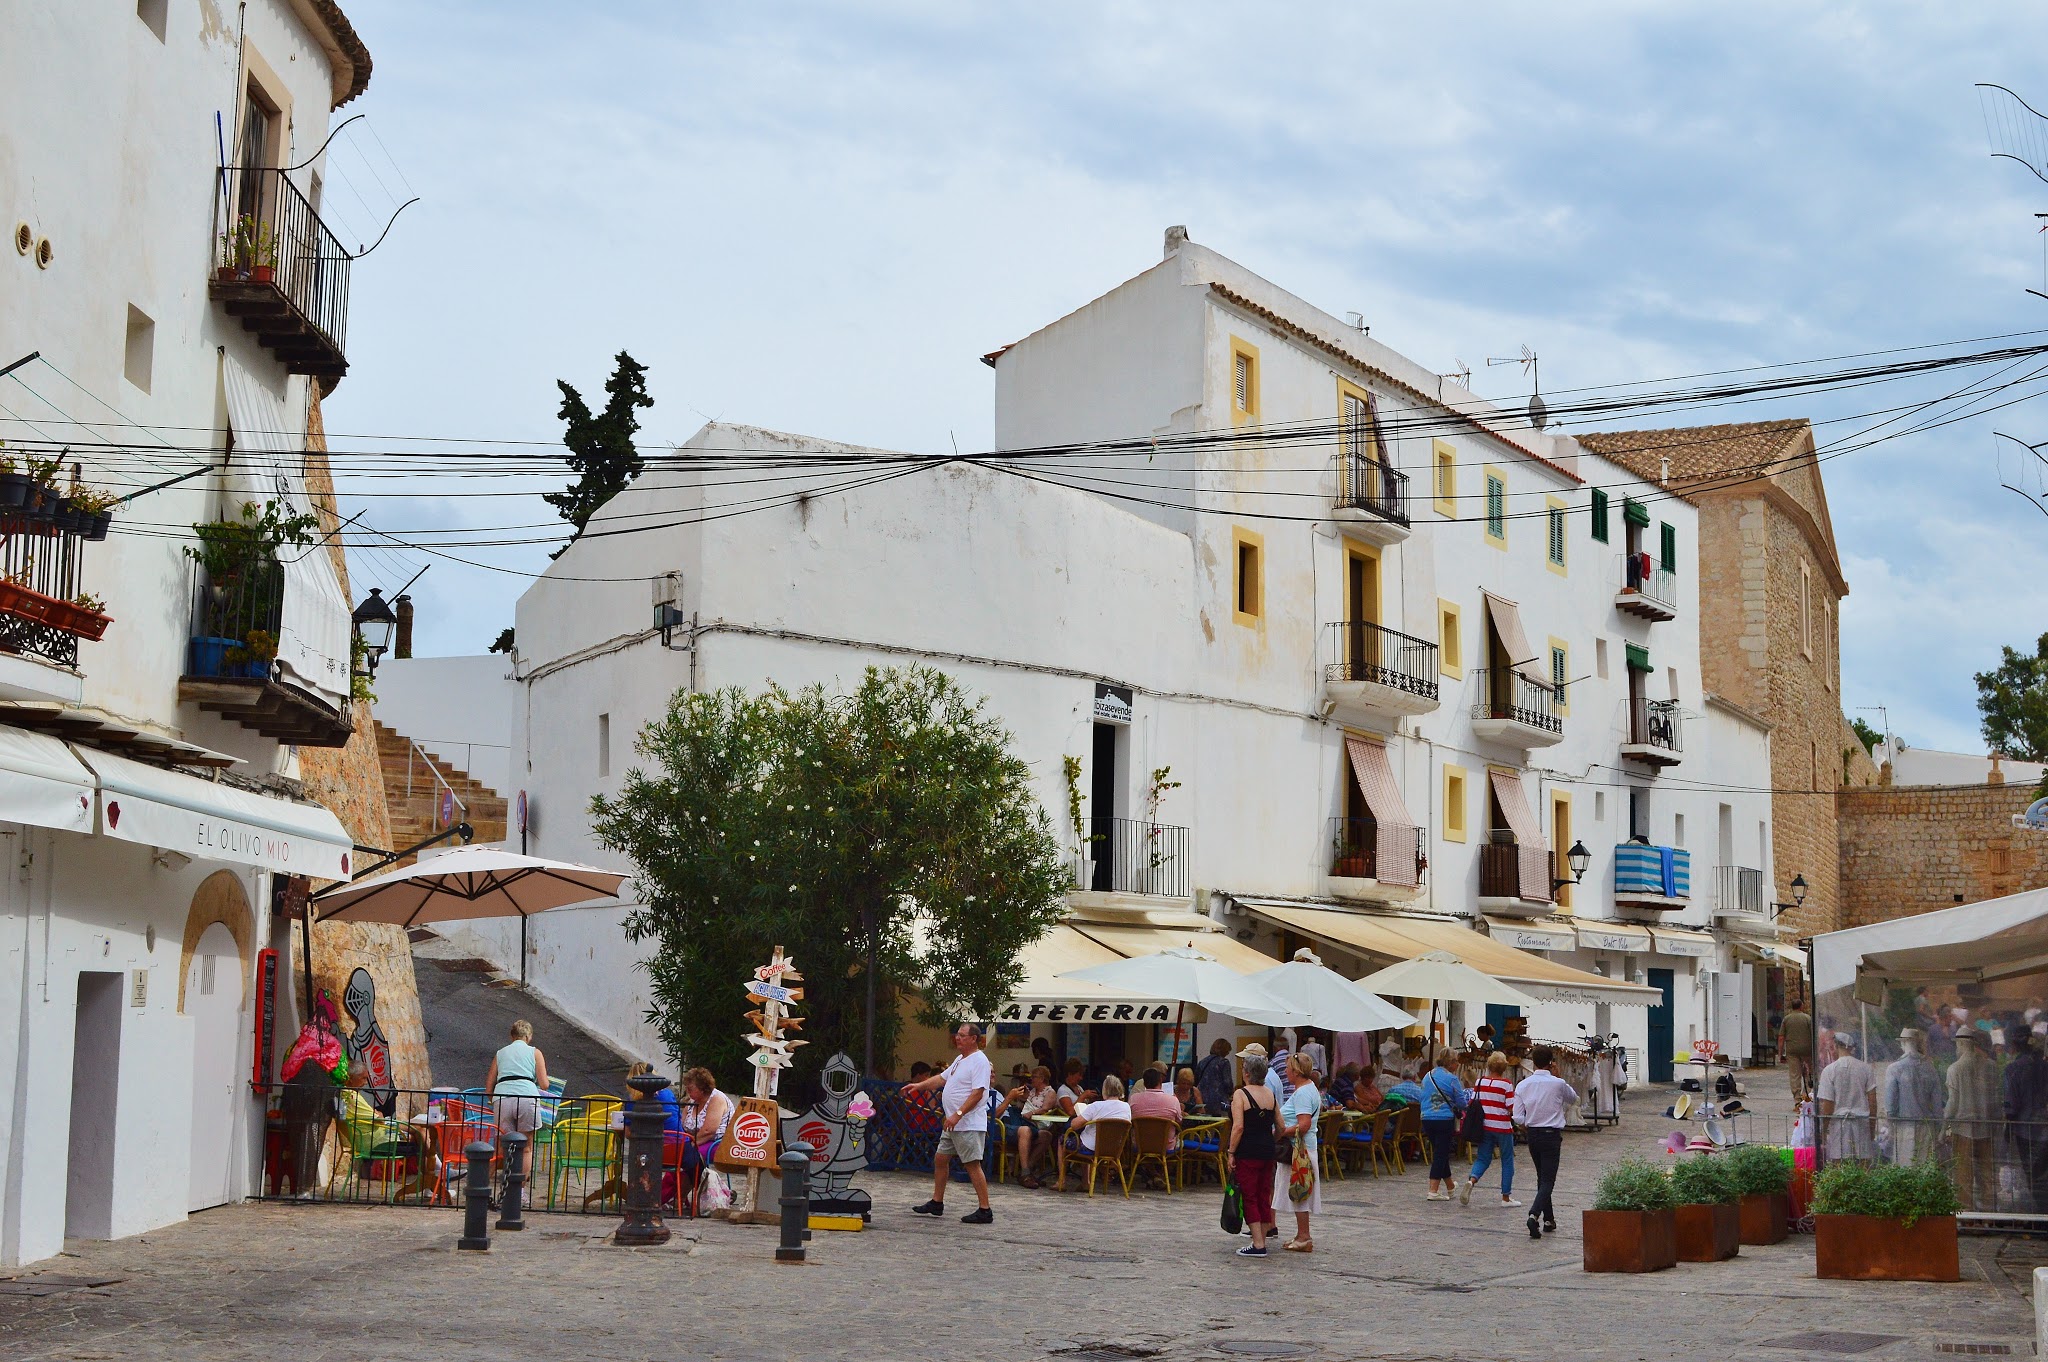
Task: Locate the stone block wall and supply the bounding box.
[1838,780,2048,929]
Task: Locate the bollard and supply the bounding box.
[775,1141,814,1264]
[496,1131,528,1232]
[457,1141,494,1251]
[614,1073,673,1246]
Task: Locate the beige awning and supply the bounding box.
[1649,926,1716,958]
[1071,921,1283,976]
[1482,592,1550,687]
[1237,900,1658,1008]
[1484,916,1576,952]
[998,924,1185,1023]
[1487,769,1550,901]
[1576,920,1653,953]
[1735,940,1809,973]
[1344,735,1418,888]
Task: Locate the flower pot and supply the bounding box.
[216,265,239,282]
[1814,1213,1958,1282]
[83,510,111,542]
[0,580,61,625]
[1582,1208,1677,1273]
[51,503,82,534]
[251,265,275,285]
[1334,856,1368,879]
[0,472,30,510]
[1674,1202,1741,1261]
[62,605,111,642]
[188,635,242,679]
[1738,1192,1790,1245]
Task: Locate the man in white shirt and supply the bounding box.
[1510,1045,1580,1241]
[901,1023,995,1225]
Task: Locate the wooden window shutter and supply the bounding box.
[1234,353,1251,412]
[1625,642,1652,673]
[1486,475,1504,536]
[1548,506,1566,565]
[1591,488,1609,542]
[1659,522,1677,573]
[1623,496,1650,529]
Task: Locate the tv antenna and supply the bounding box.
[1486,345,1547,429]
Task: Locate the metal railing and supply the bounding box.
[0,501,92,668]
[1626,696,1683,755]
[1328,817,1424,884]
[1721,1112,2048,1223]
[213,165,352,357]
[1085,816,1190,898]
[1470,668,1563,734]
[404,737,469,819]
[1322,621,1438,698]
[1620,555,1679,610]
[1336,449,1410,526]
[1717,865,1765,918]
[186,560,285,680]
[1479,839,1552,904]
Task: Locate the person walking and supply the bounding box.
[904,1023,995,1224]
[1511,1044,1578,1240]
[1780,997,1815,1100]
[1458,1052,1520,1209]
[1227,1052,1282,1258]
[483,1019,549,1197]
[1419,1050,1468,1201]
[1277,1053,1323,1252]
[1195,1038,1235,1117]
[1946,1031,2001,1211]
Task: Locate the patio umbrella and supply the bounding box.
[1245,950,1414,1034]
[1354,950,1538,1059]
[1059,946,1305,1071]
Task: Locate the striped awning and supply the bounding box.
[1345,735,1418,888]
[1481,592,1550,688]
[1488,769,1550,901]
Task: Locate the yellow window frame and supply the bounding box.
[1229,336,1261,428]
[1545,495,1568,575]
[1432,440,1457,517]
[1547,635,1571,717]
[1442,764,1469,843]
[1231,525,1265,627]
[1438,599,1463,678]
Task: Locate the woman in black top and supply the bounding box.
[1227,1053,1282,1258]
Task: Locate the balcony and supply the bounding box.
[0,482,115,678]
[1469,668,1564,748]
[1614,841,1691,911]
[178,560,352,747]
[1074,817,1190,906]
[1615,555,1680,622]
[209,167,351,388]
[1322,621,1439,721]
[1620,697,1683,768]
[1326,817,1426,904]
[1712,865,1770,928]
[1332,450,1411,544]
[1478,839,1554,916]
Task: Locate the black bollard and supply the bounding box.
[457,1141,494,1251]
[614,1073,673,1246]
[496,1131,528,1232]
[774,1141,814,1264]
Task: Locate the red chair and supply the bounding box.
[433,1100,499,1205]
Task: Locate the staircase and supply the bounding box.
[374,720,509,864]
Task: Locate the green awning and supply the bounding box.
[1622,497,1651,528]
[1626,643,1652,672]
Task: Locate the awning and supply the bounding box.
[1343,735,1418,888]
[1484,915,1576,952]
[1481,592,1549,687]
[1071,920,1283,976]
[1237,900,1658,1007]
[0,727,94,834]
[1735,940,1808,973]
[1812,886,2048,995]
[75,748,353,879]
[1575,920,1653,953]
[1488,769,1550,901]
[1650,926,1716,958]
[996,924,1185,1024]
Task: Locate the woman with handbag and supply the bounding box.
[1458,1052,1521,1208]
[1278,1052,1323,1253]
[1420,1050,1470,1201]
[1227,1052,1282,1258]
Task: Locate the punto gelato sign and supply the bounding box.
[996,1000,1176,1023]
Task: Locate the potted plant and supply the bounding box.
[53,590,112,642]
[1062,753,1097,888]
[1584,1157,1678,1273]
[226,628,278,678]
[1812,1161,1959,1282]
[22,453,63,522]
[67,486,116,542]
[0,450,27,512]
[1669,1152,1741,1261]
[1725,1143,1792,1245]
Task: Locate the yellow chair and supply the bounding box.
[1058,1119,1131,1196]
[1128,1116,1178,1193]
[1317,1110,1348,1182]
[332,1088,422,1201]
[538,1117,616,1209]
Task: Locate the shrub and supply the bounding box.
[1724,1143,1792,1198]
[1593,1157,1676,1213]
[1669,1152,1736,1205]
[1811,1161,1959,1228]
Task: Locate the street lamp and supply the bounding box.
[352,587,397,677]
[1552,839,1592,893]
[1771,872,1807,917]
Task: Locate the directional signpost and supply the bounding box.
[718,945,807,1225]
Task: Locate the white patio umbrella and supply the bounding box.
[1059,946,1305,1071]
[1354,950,1538,1059]
[1246,950,1414,1034]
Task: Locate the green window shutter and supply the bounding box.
[1623,496,1650,528]
[1659,522,1677,573]
[1548,507,1565,565]
[1591,489,1609,542]
[1625,643,1652,673]
[1551,646,1568,695]
[1486,475,1504,537]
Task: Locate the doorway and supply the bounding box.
[1089,721,1120,891]
[186,921,247,1211]
[65,973,124,1240]
[1647,967,1675,1083]
[1345,543,1379,678]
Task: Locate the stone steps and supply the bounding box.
[371,719,509,864]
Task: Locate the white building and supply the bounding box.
[460,232,1782,1085]
[0,2,374,1265]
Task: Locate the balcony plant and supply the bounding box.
[67,486,117,542]
[1669,1153,1741,1261]
[1811,1161,1959,1281]
[1061,753,1099,888]
[1724,1143,1792,1245]
[226,628,278,679]
[48,590,113,642]
[185,499,317,680]
[219,214,277,284]
[1583,1157,1677,1273]
[22,453,64,521]
[0,449,26,512]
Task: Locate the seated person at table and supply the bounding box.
[1129,1067,1184,1135]
[626,1061,683,1133]
[1174,1067,1201,1115]
[995,1065,1062,1187]
[1060,1075,1133,1181]
[900,1063,943,1133]
[1328,1063,1360,1107]
[1350,1066,1386,1115]
[1382,1065,1426,1110]
[674,1067,733,1205]
[1056,1059,1093,1116]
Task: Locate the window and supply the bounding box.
[1822,600,1834,688]
[1229,338,1260,425]
[1674,813,1686,848]
[1595,638,1609,679]
[1438,600,1463,677]
[1659,522,1677,574]
[1339,383,1375,463]
[1484,467,1505,545]
[1442,765,1468,843]
[598,713,611,778]
[1232,527,1264,624]
[123,305,154,393]
[138,0,167,40]
[1546,498,1567,573]
[1590,488,1610,542]
[1548,639,1570,714]
[1628,785,1648,841]
[1433,440,1457,516]
[1666,666,1679,702]
[1800,561,1814,658]
[1595,790,1607,823]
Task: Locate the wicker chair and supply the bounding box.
[1128,1116,1178,1193]
[1058,1119,1131,1196]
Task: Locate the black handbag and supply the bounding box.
[1454,1074,1486,1143]
[1220,1177,1244,1235]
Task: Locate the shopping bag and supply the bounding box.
[1220,1177,1244,1235]
[703,1172,734,1213]
[1287,1144,1316,1203]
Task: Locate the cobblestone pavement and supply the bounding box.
[3,1078,2041,1362]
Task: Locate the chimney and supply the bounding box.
[1164,225,1188,258]
[394,593,414,660]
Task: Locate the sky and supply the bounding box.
[320,2,2048,753]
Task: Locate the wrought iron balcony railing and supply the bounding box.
[1327,817,1425,884]
[1083,817,1189,898]
[210,166,351,382]
[1335,450,1410,526]
[1322,621,1438,698]
[1470,668,1563,734]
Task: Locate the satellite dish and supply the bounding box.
[1528,391,1549,430]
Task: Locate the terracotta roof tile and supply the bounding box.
[1574,420,1810,486]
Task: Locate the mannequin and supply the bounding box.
[1882,1027,1945,1163]
[1945,1032,2000,1210]
[1815,1031,1876,1162]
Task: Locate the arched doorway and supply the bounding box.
[181,872,253,1212]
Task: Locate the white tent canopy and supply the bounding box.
[1812,885,2048,997]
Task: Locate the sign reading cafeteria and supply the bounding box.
[997,1000,1175,1022]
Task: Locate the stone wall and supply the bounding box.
[1838,779,2048,928]
[291,398,432,1092]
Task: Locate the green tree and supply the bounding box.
[589,665,1069,1091]
[1849,717,1882,756]
[1976,632,2048,761]
[544,351,653,553]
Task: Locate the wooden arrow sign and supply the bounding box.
[747,1049,794,1070]
[747,982,801,1004]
